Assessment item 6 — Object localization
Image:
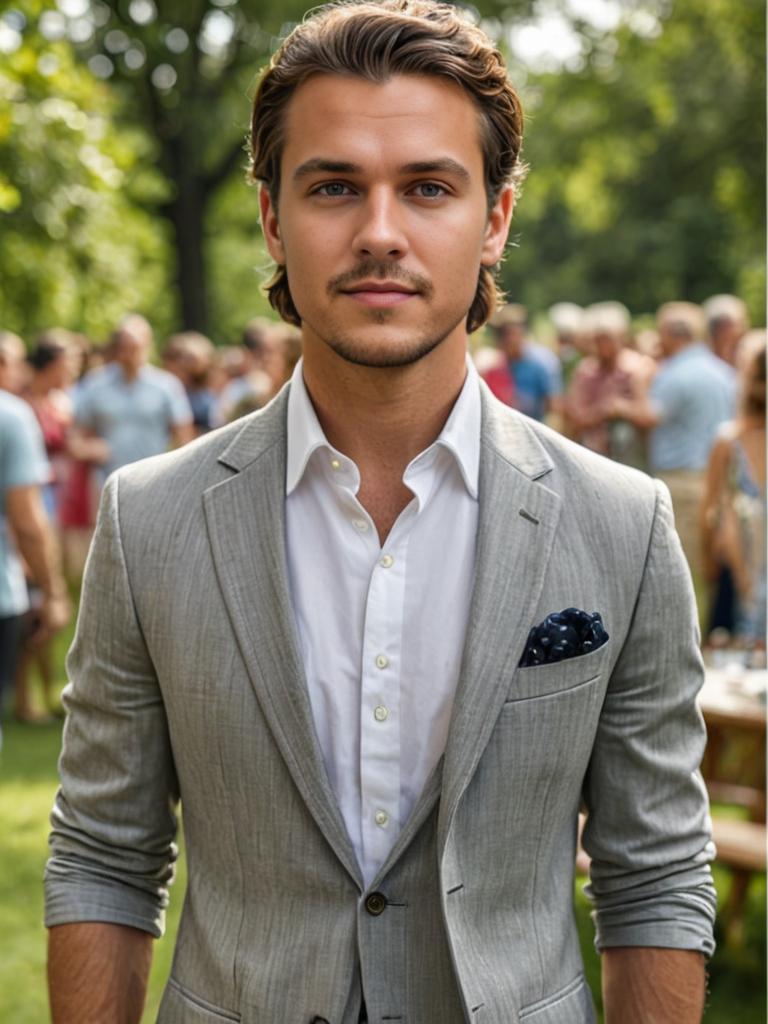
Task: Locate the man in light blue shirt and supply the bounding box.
[74,314,194,479]
[612,301,736,584]
[648,310,736,474]
[0,334,69,725]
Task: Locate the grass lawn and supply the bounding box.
[1,634,764,1021]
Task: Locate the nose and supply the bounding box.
[352,186,408,261]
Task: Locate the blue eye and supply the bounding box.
[415,182,445,198]
[316,182,350,196]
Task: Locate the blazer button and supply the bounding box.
[364,891,387,916]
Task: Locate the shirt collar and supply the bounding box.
[286,355,480,500]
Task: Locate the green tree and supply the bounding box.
[504,0,766,322]
[0,0,172,342]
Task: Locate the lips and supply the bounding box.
[341,280,419,307]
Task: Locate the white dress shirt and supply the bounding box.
[285,358,480,886]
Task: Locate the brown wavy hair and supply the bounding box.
[250,0,525,333]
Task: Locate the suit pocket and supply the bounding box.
[159,978,241,1023]
[519,974,595,1022]
[505,641,611,703]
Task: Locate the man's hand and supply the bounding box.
[48,923,153,1024]
[602,947,706,1024]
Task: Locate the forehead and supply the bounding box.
[281,73,484,173]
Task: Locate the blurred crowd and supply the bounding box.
[0,293,764,734]
[0,314,300,732]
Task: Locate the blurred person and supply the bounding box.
[703,294,749,368]
[23,331,76,518]
[207,344,247,397]
[55,335,102,585]
[481,303,562,420]
[47,5,715,1023]
[163,331,218,435]
[71,314,194,480]
[1,354,69,739]
[214,319,301,425]
[213,317,274,425]
[549,302,585,386]
[0,331,28,395]
[634,327,662,363]
[14,332,77,721]
[610,302,737,584]
[701,333,766,652]
[564,302,656,468]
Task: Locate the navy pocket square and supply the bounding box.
[519,608,609,668]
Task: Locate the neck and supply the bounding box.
[302,336,467,473]
[300,330,469,541]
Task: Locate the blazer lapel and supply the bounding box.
[203,393,363,890]
[438,389,562,852]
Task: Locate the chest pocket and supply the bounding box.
[504,641,612,703]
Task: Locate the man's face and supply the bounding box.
[0,353,22,393]
[260,73,513,369]
[593,331,623,369]
[114,330,149,376]
[496,323,525,360]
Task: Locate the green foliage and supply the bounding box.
[0,0,763,340]
[0,1,173,343]
[504,0,766,322]
[206,170,275,346]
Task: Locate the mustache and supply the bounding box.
[327,261,433,298]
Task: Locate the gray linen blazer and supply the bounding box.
[45,383,716,1024]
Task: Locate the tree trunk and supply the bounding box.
[167,179,209,333]
[162,125,210,333]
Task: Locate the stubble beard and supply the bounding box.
[309,306,467,368]
[300,260,469,369]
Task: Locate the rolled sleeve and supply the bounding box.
[582,479,717,956]
[44,472,179,937]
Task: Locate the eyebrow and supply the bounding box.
[292,157,472,184]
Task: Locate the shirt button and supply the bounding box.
[374,705,389,722]
[374,810,389,827]
[375,654,389,670]
[380,554,394,568]
[353,518,369,532]
[364,892,387,916]
[330,458,341,470]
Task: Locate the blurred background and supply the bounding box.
[0,0,765,1020]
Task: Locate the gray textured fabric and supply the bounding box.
[45,382,716,1023]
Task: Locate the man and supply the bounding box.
[482,303,563,421]
[46,4,715,1023]
[610,301,736,584]
[702,293,749,367]
[564,302,656,468]
[0,333,69,736]
[71,313,194,478]
[548,301,586,387]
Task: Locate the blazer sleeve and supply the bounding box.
[44,472,180,938]
[581,478,717,956]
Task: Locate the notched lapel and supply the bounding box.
[439,394,562,851]
[203,398,363,890]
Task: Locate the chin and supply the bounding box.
[306,311,467,370]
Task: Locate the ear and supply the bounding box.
[259,186,285,264]
[481,186,515,267]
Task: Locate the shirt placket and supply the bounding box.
[358,508,412,880]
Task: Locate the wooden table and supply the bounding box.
[698,665,766,944]
[699,666,766,732]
